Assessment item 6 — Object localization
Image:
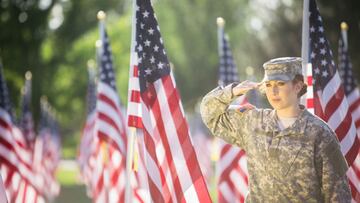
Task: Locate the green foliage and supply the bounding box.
[154,0,252,109]
[50,11,132,143]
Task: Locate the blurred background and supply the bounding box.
[1,0,360,202]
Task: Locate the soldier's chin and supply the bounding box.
[269,103,281,110]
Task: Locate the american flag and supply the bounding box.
[0,63,45,202]
[93,21,128,203]
[78,65,97,197]
[338,25,360,202]
[127,0,212,202]
[19,72,36,149]
[218,27,239,87]
[216,20,249,203]
[217,18,248,108]
[35,99,61,200]
[307,0,359,166]
[16,72,50,203]
[338,25,360,142]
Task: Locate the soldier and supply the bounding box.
[200,57,351,202]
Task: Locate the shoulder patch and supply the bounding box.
[228,103,255,113]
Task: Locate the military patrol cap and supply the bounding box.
[262,57,303,81]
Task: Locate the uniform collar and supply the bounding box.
[262,105,309,137]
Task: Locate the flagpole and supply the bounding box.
[301,0,309,105]
[97,11,110,203]
[341,22,348,50]
[217,17,225,65]
[125,127,135,203]
[212,17,225,201]
[125,0,138,202]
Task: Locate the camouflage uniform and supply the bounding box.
[201,57,351,202]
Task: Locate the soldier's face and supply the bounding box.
[264,80,299,111]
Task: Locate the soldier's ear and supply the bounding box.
[294,81,303,93]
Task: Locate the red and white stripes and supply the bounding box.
[0,109,47,202]
[97,82,127,153]
[94,82,128,203]
[127,53,142,129]
[305,63,314,114]
[217,140,248,203]
[313,72,358,163]
[138,75,211,203]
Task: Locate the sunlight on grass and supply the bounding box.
[56,160,80,186]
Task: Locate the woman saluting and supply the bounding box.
[200,57,351,202]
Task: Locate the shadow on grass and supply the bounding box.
[55,185,91,203]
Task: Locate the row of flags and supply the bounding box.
[1,0,359,202]
[0,64,61,202]
[0,0,356,202]
[0,0,358,202]
[76,0,360,202]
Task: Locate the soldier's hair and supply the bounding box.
[292,74,307,98]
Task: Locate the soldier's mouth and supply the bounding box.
[272,98,281,102]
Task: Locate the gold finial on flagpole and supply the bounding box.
[340,22,348,31]
[97,10,106,21]
[217,17,225,28]
[95,40,102,48]
[25,71,32,80]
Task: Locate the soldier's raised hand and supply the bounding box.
[232,80,261,96]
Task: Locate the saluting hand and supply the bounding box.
[232,80,261,96]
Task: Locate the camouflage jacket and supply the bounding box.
[200,84,351,203]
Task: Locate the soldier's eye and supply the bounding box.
[265,83,271,87]
[277,81,285,86]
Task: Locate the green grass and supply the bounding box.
[55,185,91,203]
[54,160,219,202]
[55,161,91,203]
[56,168,79,186]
